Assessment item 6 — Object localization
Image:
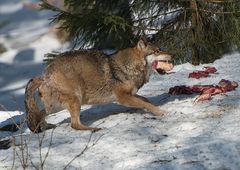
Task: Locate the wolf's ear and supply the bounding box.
[137,37,147,50]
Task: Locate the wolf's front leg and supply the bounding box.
[115,91,165,116]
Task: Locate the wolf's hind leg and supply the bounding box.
[63,95,101,132]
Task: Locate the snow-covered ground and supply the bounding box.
[1,1,240,170]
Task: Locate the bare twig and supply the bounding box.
[28,127,55,170]
[11,137,16,170]
[42,128,55,167]
[14,134,28,169]
[28,153,39,170]
[205,0,229,3]
[37,131,45,170]
[63,132,93,170]
[63,131,105,170]
[198,8,240,14]
[0,103,6,111]
[10,103,29,170]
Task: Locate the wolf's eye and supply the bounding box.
[155,49,160,54]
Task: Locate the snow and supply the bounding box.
[1,1,240,170]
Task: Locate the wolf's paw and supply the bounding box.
[71,123,101,132]
[92,127,102,132]
[152,107,167,117]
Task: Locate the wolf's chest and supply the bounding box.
[128,62,149,88]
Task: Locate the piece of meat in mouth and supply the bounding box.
[151,52,174,74]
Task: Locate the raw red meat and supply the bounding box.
[191,85,215,93]
[169,86,193,95]
[204,66,217,74]
[194,93,212,103]
[218,79,238,92]
[168,79,238,103]
[188,66,217,79]
[188,71,209,79]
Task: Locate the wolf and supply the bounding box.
[25,38,173,133]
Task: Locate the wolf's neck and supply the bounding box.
[112,48,145,65]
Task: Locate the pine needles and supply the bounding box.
[41,0,240,64]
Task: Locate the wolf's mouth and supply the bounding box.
[152,60,174,74]
[147,51,174,74]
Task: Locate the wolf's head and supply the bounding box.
[147,51,174,74]
[135,38,174,74]
[135,37,159,56]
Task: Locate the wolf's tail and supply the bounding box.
[25,77,45,133]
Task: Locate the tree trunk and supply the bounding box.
[191,0,200,65]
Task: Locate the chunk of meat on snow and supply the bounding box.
[169,79,238,103]
[188,66,217,79]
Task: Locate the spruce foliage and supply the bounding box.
[41,0,240,64]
